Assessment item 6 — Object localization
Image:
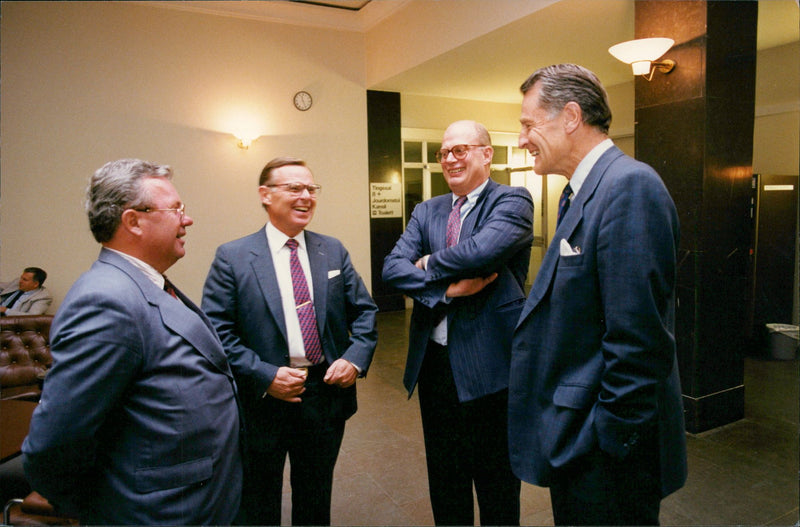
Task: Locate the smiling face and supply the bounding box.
[136,177,193,273]
[519,84,568,177]
[260,164,317,237]
[439,121,493,197]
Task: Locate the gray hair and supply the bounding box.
[520,63,612,134]
[85,158,173,243]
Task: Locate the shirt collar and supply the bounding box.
[452,178,489,206]
[266,222,307,255]
[104,247,166,289]
[569,138,613,198]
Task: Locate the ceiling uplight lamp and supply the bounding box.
[608,37,676,81]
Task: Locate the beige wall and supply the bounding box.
[1,1,370,307]
[2,2,797,314]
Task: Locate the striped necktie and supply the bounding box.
[286,239,323,364]
[557,183,573,227]
[447,196,468,247]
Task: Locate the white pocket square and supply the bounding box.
[328,269,341,279]
[559,238,581,256]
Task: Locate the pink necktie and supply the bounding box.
[447,196,468,247]
[285,239,323,364]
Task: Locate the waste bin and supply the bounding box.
[765,323,799,360]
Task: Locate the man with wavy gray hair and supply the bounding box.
[509,64,687,525]
[23,158,242,525]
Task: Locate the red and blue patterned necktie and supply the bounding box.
[285,239,323,364]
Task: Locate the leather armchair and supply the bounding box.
[0,315,76,525]
[0,315,53,401]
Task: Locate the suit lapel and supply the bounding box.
[97,249,233,377]
[250,231,289,342]
[460,179,495,237]
[516,147,623,326]
[431,196,453,252]
[159,285,233,377]
[306,232,328,333]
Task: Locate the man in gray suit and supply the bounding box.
[202,156,377,526]
[382,120,533,525]
[0,267,52,316]
[22,159,242,525]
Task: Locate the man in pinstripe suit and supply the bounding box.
[383,120,534,526]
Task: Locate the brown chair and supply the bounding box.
[0,315,53,462]
[0,315,76,525]
[4,491,78,526]
[0,315,54,402]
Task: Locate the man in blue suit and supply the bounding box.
[383,120,533,525]
[22,159,242,525]
[202,156,377,526]
[508,64,687,525]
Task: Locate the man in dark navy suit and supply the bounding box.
[203,156,377,526]
[509,64,687,525]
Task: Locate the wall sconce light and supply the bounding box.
[235,135,255,149]
[608,37,676,81]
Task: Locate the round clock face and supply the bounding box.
[293,91,312,111]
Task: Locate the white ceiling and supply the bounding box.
[147,0,800,103]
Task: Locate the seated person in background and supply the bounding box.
[0,267,52,316]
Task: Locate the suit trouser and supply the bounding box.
[548,426,661,526]
[239,363,345,526]
[417,341,521,526]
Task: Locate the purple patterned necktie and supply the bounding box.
[557,183,573,227]
[285,239,323,364]
[447,196,468,247]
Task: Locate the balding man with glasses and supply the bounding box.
[383,120,534,525]
[203,156,377,526]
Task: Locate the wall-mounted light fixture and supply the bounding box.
[608,37,676,81]
[235,135,256,149]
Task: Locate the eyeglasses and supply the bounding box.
[132,203,186,220]
[267,182,322,197]
[435,144,487,163]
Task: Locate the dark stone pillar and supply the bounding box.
[634,1,757,433]
[367,90,405,311]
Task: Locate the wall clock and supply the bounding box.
[293,91,312,111]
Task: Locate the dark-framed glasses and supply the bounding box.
[132,202,186,220]
[267,182,322,197]
[435,144,487,163]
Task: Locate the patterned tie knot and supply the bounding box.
[557,184,573,226]
[446,196,468,248]
[286,238,299,251]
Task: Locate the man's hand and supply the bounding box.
[266,367,308,403]
[445,272,498,298]
[324,359,358,388]
[415,255,430,270]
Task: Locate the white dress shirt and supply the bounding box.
[265,222,315,367]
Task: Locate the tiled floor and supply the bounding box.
[1,309,796,525]
[295,309,799,526]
